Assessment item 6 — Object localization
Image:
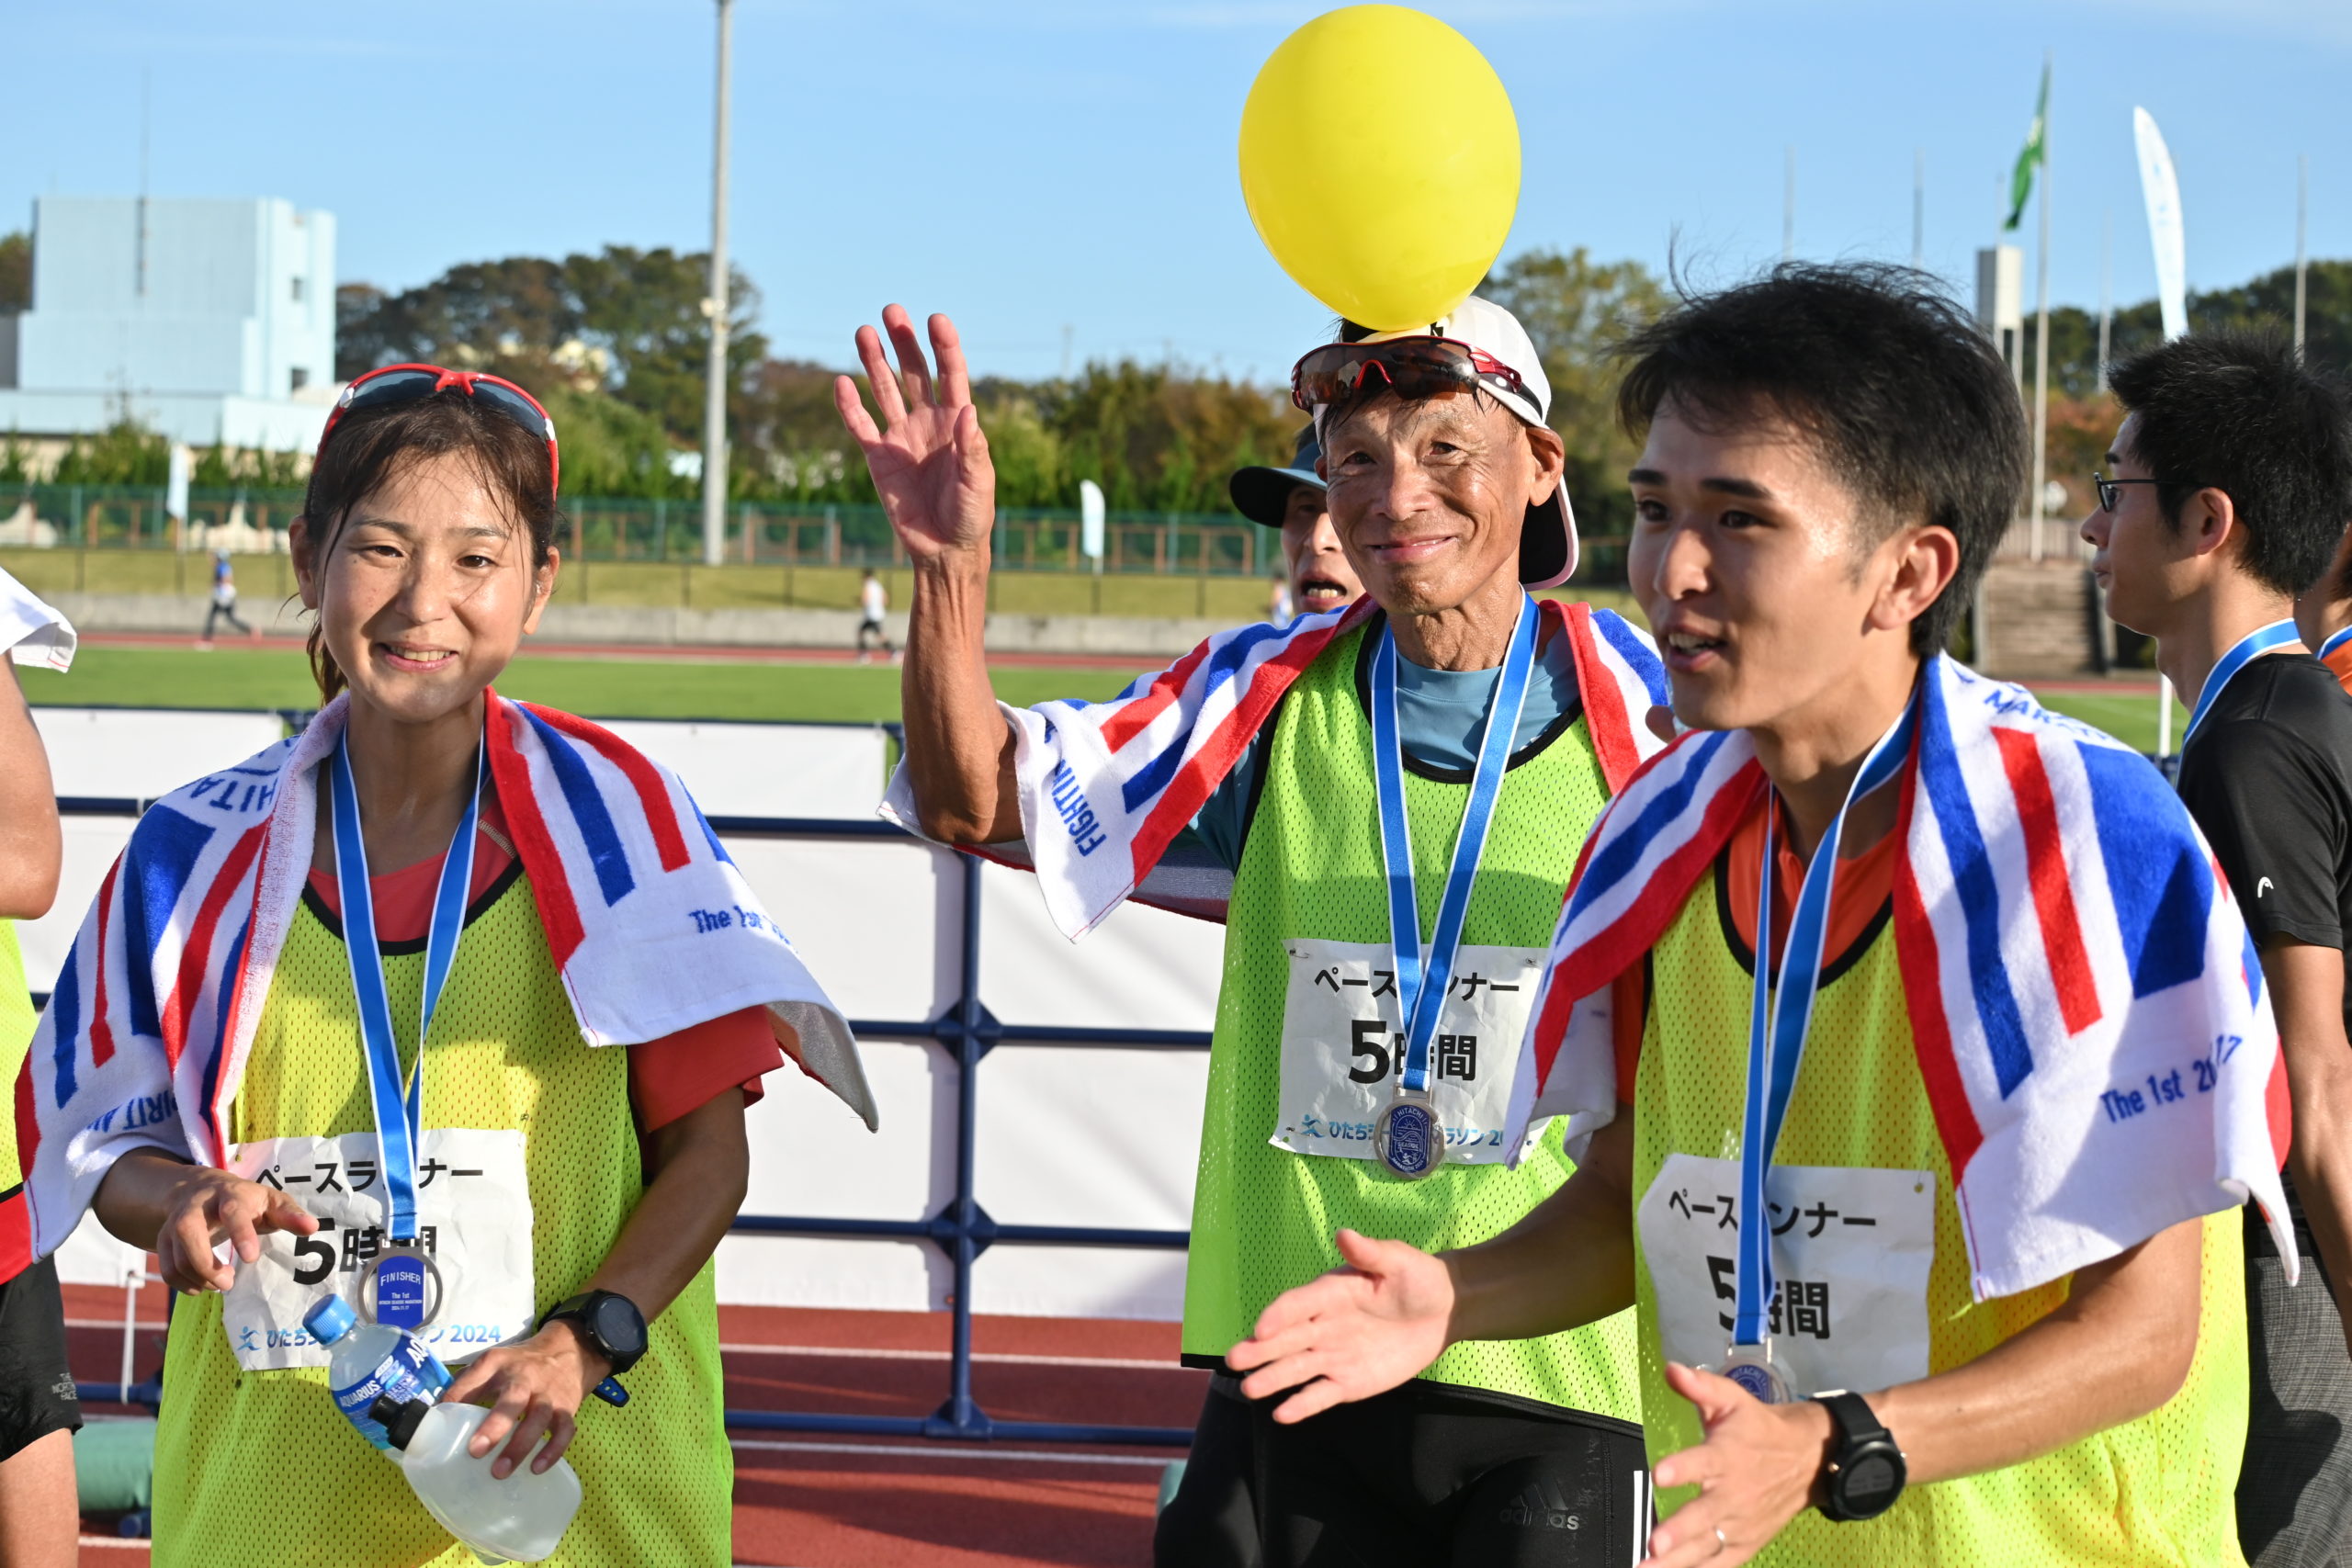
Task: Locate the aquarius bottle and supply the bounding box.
[302,1292,453,1451]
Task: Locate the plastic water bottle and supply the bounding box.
[303,1293,453,1451]
[371,1396,582,1564]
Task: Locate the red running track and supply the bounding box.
[64,1281,1201,1566]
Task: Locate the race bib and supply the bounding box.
[221,1127,537,1373]
[1637,1152,1935,1397]
[1271,937,1545,1165]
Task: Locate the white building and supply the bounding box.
[0,195,337,451]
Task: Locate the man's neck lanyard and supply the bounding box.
[329,728,483,1249]
[2185,619,2301,744]
[1367,595,1536,1180]
[1723,693,1917,1403]
[2321,626,2352,663]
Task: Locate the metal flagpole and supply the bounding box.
[2029,51,2052,564]
[1913,149,1925,268]
[1783,146,1795,263]
[2296,154,2309,354]
[700,0,735,568]
[2097,209,2112,392]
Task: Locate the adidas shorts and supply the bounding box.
[0,1256,81,1461]
[1157,1372,1647,1568]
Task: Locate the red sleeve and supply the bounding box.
[1611,964,1646,1095]
[626,1007,785,1132]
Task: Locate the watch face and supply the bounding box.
[590,1294,648,1359]
[1844,1453,1901,1507]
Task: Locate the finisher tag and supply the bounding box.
[1637,1152,1934,1399]
[1272,937,1545,1165]
[222,1126,536,1372]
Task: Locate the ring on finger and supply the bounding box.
[1713,1526,1729,1554]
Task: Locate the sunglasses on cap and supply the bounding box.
[1289,335,1531,415]
[319,364,561,495]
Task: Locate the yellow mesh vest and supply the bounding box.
[1187,620,1642,1419]
[1634,854,2248,1567]
[153,873,733,1568]
[0,921,34,1191]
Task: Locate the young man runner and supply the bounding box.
[1231,426,1364,622]
[2083,332,2352,1567]
[1227,265,2292,1568]
[839,299,1668,1567]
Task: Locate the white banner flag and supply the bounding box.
[2133,107,2188,342]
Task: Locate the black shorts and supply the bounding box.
[1157,1373,1648,1568]
[0,1256,81,1461]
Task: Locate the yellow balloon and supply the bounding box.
[1238,6,1520,332]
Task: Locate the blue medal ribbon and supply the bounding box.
[1370,596,1537,1104]
[329,728,484,1245]
[1731,694,1917,1352]
[2185,619,2301,744]
[2320,626,2352,663]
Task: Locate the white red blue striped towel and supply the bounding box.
[881,598,1668,938]
[18,692,872,1259]
[1505,657,2296,1300]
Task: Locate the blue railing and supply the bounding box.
[62,798,1204,1450]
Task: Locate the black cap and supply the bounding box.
[370,1394,428,1451]
[1229,426,1327,527]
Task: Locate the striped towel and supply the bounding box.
[1505,656,2296,1301]
[881,598,1668,939]
[0,569,74,671]
[17,692,874,1260]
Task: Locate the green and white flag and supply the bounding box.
[2004,63,2049,232]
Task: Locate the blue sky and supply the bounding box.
[10,1,2348,383]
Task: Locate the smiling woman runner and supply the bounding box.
[16,367,874,1568]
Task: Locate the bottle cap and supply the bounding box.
[303,1293,357,1344]
[368,1394,428,1451]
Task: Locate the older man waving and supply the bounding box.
[839,299,1665,1568]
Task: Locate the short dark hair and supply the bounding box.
[300,389,560,700]
[1613,263,2027,656]
[2106,332,2352,597]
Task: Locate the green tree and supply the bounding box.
[49,422,170,485]
[1479,247,1670,556]
[0,231,28,312]
[1032,360,1295,514]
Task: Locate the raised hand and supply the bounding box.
[155,1167,318,1293]
[833,305,997,564]
[1637,1361,1833,1567]
[1226,1227,1456,1423]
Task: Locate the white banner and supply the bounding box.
[2133,107,2188,342]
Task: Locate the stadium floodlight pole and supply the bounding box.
[701,0,735,568]
[2296,153,2309,354]
[2028,51,2052,564]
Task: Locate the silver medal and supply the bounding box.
[1717,1340,1792,1404]
[1373,1091,1445,1180]
[363,1244,444,1331]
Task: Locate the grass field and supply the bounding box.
[24,643,1141,722]
[27,642,2194,753]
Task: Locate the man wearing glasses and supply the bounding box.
[839,299,1666,1568]
[2083,332,2352,1568]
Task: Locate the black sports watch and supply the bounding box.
[1812,1389,1906,1522]
[540,1290,649,1378]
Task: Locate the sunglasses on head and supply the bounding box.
[319,364,561,494]
[1289,335,1529,415]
